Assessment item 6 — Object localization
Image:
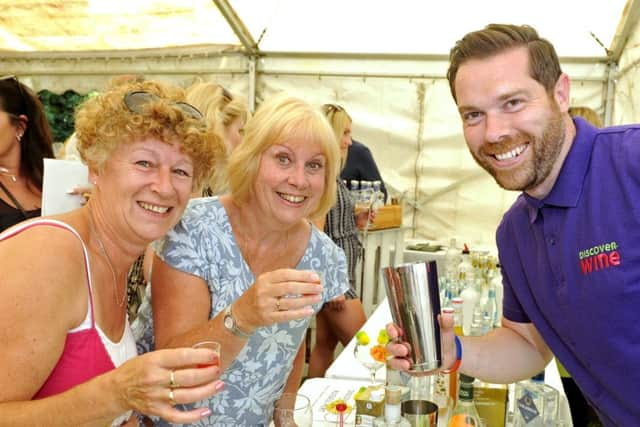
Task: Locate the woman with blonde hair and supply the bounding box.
[308,103,369,378]
[150,93,349,425]
[0,78,225,426]
[186,80,249,195]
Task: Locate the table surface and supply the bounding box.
[314,298,573,427]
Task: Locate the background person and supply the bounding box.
[387,24,639,426]
[307,103,368,378]
[0,75,54,232]
[186,79,249,196]
[150,93,348,425]
[568,106,602,128]
[341,138,387,202]
[0,79,225,426]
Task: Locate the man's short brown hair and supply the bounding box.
[447,24,562,102]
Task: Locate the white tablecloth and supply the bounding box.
[321,298,573,426]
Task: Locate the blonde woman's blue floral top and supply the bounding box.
[154,197,348,426]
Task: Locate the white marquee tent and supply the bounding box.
[2,0,639,247]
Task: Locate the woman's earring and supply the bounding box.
[16,133,23,142]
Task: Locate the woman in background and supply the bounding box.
[186,80,249,195]
[0,76,54,232]
[308,103,369,378]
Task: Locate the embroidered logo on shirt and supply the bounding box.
[578,241,621,274]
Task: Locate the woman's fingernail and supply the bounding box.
[65,188,75,194]
[215,380,225,391]
[200,408,212,417]
[309,272,320,282]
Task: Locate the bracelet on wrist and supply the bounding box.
[441,335,462,374]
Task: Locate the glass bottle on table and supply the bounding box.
[434,307,459,410]
[450,298,464,404]
[386,362,411,402]
[488,259,503,328]
[458,246,479,336]
[373,386,411,426]
[513,371,559,427]
[372,180,385,211]
[479,279,498,332]
[451,297,464,337]
[448,374,482,427]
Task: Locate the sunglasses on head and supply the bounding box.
[218,85,233,104]
[124,91,204,120]
[323,104,345,114]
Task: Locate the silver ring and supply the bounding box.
[169,370,178,388]
[168,389,177,406]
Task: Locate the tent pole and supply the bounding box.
[604,62,617,127]
[608,0,640,62]
[248,56,257,112]
[211,0,259,56]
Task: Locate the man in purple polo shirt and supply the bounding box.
[386,24,640,426]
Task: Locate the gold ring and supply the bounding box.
[275,296,282,311]
[168,389,177,406]
[169,370,178,388]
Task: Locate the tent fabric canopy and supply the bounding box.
[1,0,639,248]
[0,0,631,57]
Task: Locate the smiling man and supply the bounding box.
[386,24,640,427]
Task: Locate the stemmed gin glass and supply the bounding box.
[353,330,388,384]
[272,393,312,427]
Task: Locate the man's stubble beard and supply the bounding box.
[470,103,565,192]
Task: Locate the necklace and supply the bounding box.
[0,167,17,182]
[90,215,126,308]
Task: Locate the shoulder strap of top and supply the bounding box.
[0,180,29,218]
[0,219,97,328]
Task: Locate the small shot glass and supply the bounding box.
[193,340,221,368]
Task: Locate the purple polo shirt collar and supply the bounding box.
[523,117,598,223]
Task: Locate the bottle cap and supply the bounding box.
[532,371,545,382]
[460,373,475,383]
[385,386,402,405]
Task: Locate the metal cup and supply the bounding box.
[382,261,442,373]
[402,400,439,427]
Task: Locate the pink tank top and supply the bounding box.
[0,219,116,398]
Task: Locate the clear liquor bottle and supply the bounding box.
[513,372,559,427]
[373,386,411,426]
[482,287,498,330]
[448,374,482,427]
[386,362,411,402]
[451,297,464,337]
[458,247,479,336]
[437,305,461,406]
